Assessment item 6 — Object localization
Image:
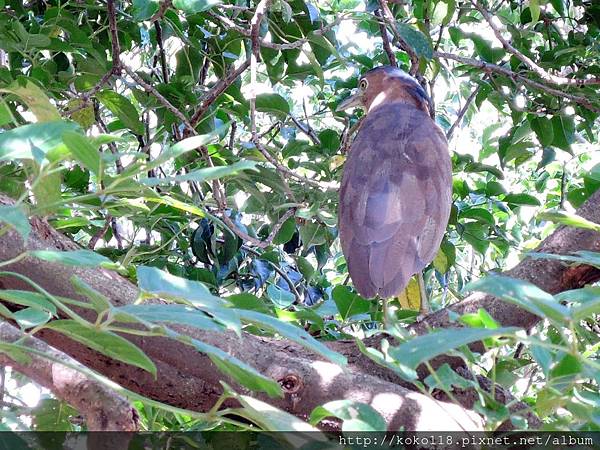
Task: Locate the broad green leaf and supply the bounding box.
[13,307,52,329]
[231,390,322,433]
[0,99,14,126]
[150,124,228,168]
[136,266,240,333]
[530,116,553,146]
[424,363,475,391]
[528,251,600,269]
[62,131,101,178]
[45,320,156,376]
[96,90,144,135]
[266,284,295,308]
[503,193,541,206]
[32,398,77,431]
[0,121,80,163]
[255,93,290,119]
[30,249,111,268]
[238,309,347,366]
[529,0,540,22]
[169,331,280,397]
[132,0,159,20]
[538,211,600,232]
[551,115,574,152]
[0,204,30,241]
[310,400,386,431]
[556,286,600,305]
[388,326,519,374]
[172,0,222,13]
[466,275,569,323]
[114,304,224,332]
[273,217,296,245]
[71,276,111,313]
[299,222,326,249]
[0,290,56,315]
[396,24,433,59]
[141,160,258,186]
[332,285,370,319]
[0,78,60,122]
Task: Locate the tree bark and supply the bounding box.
[1,190,600,430]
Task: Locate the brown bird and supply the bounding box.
[337,66,452,300]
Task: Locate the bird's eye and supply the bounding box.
[359,79,368,90]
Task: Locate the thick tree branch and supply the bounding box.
[378,0,420,75]
[0,321,138,432]
[472,1,600,87]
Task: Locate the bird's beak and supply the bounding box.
[336,91,363,111]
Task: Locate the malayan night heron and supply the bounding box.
[336,66,452,315]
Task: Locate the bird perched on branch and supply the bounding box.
[337,66,452,307]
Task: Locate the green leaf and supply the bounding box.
[0,204,30,241]
[174,332,281,397]
[551,115,574,152]
[45,320,156,376]
[266,284,295,308]
[172,0,222,13]
[273,217,296,245]
[466,275,569,324]
[237,309,347,366]
[530,0,540,22]
[71,276,111,314]
[30,249,111,268]
[114,304,224,331]
[424,363,475,391]
[503,193,541,206]
[229,389,323,434]
[0,290,56,315]
[538,211,600,232]
[528,250,600,269]
[255,93,290,119]
[13,307,52,329]
[299,222,326,250]
[0,121,80,164]
[310,400,386,431]
[0,78,61,122]
[150,124,228,168]
[132,0,160,20]
[332,285,370,320]
[32,398,77,431]
[141,160,258,186]
[530,116,553,147]
[396,23,433,59]
[388,326,519,375]
[136,266,240,333]
[96,90,144,135]
[62,131,101,178]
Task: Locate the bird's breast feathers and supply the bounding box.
[339,103,452,298]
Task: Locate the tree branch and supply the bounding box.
[471,1,600,87]
[446,84,481,140]
[0,321,138,432]
[434,51,600,113]
[375,9,398,67]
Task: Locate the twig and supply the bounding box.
[154,21,169,83]
[190,58,251,127]
[107,0,121,70]
[252,139,325,189]
[64,70,114,116]
[434,51,600,113]
[249,0,271,138]
[471,1,600,87]
[241,244,302,303]
[149,0,172,22]
[378,0,420,75]
[209,12,347,51]
[88,214,113,250]
[446,84,481,140]
[123,66,194,130]
[290,115,321,146]
[375,9,398,67]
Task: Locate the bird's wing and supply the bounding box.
[339,103,452,298]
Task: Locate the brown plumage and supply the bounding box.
[337,66,452,299]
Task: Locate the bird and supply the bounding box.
[336,66,452,304]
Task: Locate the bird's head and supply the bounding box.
[336,66,430,114]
